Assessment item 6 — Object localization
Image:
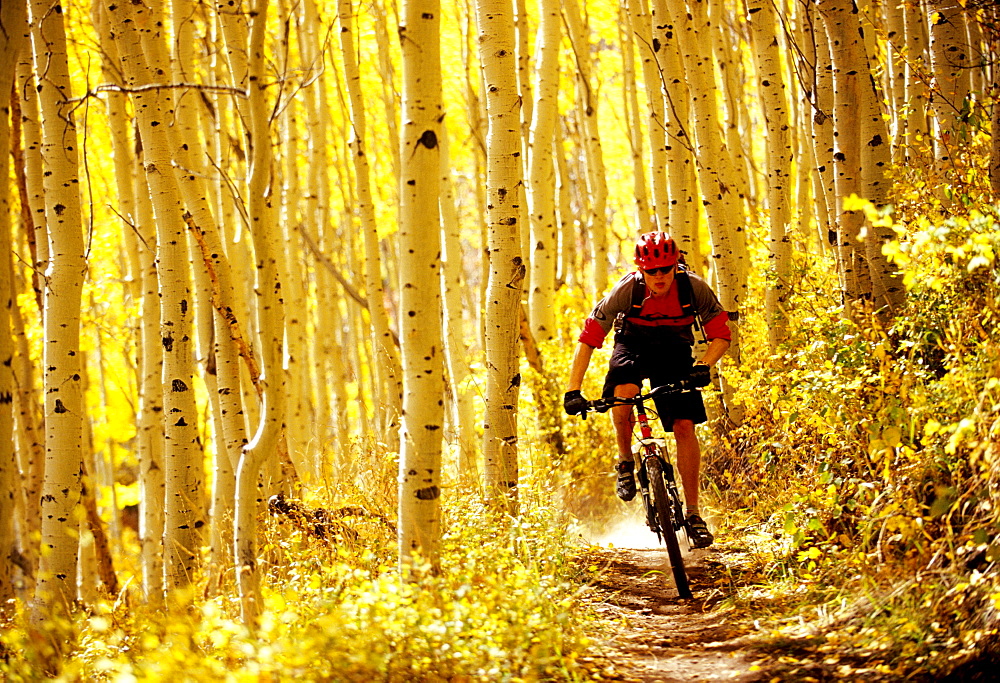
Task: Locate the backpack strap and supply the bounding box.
[674,265,709,345]
[629,272,646,314]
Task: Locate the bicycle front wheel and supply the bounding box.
[647,455,692,599]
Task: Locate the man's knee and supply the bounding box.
[614,383,640,398]
[673,419,696,440]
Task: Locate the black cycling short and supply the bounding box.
[601,334,706,433]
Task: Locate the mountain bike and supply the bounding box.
[580,380,694,599]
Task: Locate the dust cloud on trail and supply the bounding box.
[583,512,662,550]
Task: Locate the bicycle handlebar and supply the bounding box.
[580,379,696,416]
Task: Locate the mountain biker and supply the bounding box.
[563,231,731,548]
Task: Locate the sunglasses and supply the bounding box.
[642,266,674,276]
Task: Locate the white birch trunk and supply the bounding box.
[234,0,288,622]
[106,0,203,596]
[619,4,651,231]
[821,0,868,306]
[11,262,44,599]
[14,20,46,580]
[926,0,972,155]
[627,0,668,225]
[133,144,166,603]
[527,0,560,343]
[651,0,699,252]
[747,0,792,348]
[477,0,524,511]
[993,75,1000,199]
[17,32,47,314]
[398,0,445,568]
[903,0,931,147]
[338,0,404,438]
[439,126,478,481]
[563,0,609,296]
[669,0,744,422]
[31,0,87,613]
[0,0,25,612]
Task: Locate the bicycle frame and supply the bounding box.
[631,396,666,537]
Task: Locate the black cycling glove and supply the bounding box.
[688,363,712,388]
[563,390,588,415]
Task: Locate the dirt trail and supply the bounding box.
[586,542,768,682]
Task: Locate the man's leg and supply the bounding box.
[674,418,713,547]
[611,383,640,501]
[612,383,640,460]
[672,418,700,509]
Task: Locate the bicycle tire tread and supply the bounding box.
[647,455,692,599]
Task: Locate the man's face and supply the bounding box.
[641,265,676,296]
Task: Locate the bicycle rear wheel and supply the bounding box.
[647,455,692,599]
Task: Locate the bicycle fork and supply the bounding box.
[633,402,663,536]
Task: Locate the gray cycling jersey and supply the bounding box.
[582,271,727,347]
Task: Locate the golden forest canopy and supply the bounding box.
[0,0,999,678]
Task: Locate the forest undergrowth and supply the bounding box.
[693,200,1000,677]
[4,165,1000,683]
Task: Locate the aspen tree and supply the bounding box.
[747,0,792,348]
[993,76,1000,199]
[0,0,25,613]
[821,0,870,306]
[30,0,87,613]
[667,0,744,423]
[300,0,349,453]
[9,265,44,598]
[167,0,239,531]
[133,163,167,602]
[476,0,523,512]
[651,0,698,252]
[785,0,815,250]
[627,0,669,223]
[199,53,247,590]
[440,125,478,480]
[11,51,46,597]
[458,1,490,340]
[14,40,49,576]
[372,0,401,187]
[857,55,905,315]
[279,103,314,483]
[338,0,404,437]
[527,0,560,343]
[106,0,203,595]
[927,0,973,167]
[711,9,754,213]
[555,126,575,285]
[902,0,931,148]
[668,0,746,314]
[216,0,251,128]
[141,0,208,591]
[883,0,909,162]
[515,0,532,141]
[235,0,288,622]
[812,11,838,254]
[93,3,141,308]
[965,12,986,97]
[563,0,609,296]
[17,36,47,314]
[619,3,651,229]
[398,0,445,567]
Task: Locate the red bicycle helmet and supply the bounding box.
[634,231,679,269]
